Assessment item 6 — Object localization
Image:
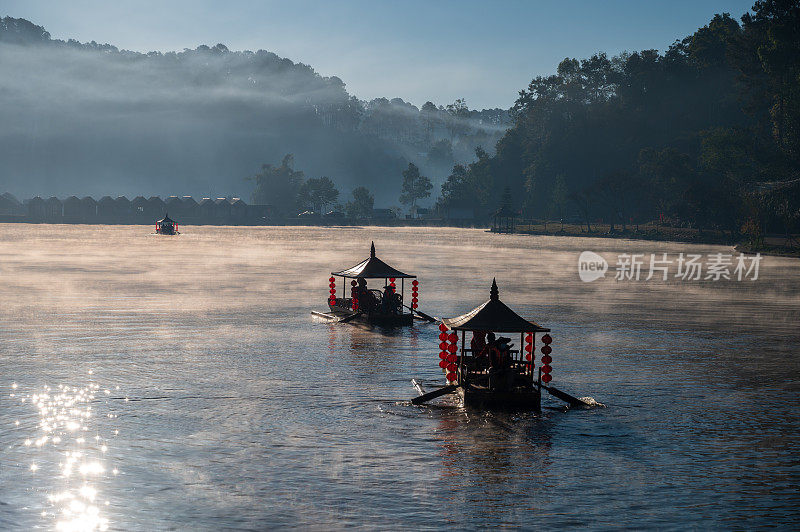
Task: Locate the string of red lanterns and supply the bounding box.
[438,323,448,369]
[411,279,419,309]
[445,329,458,382]
[525,333,534,375]
[437,323,458,382]
[540,333,553,383]
[328,276,336,305]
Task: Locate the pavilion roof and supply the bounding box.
[442,279,549,333]
[331,242,415,279]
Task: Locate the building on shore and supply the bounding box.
[45,197,63,221]
[4,193,272,225]
[0,193,25,216]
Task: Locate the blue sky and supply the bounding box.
[3,0,756,109]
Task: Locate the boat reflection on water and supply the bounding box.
[433,408,554,521]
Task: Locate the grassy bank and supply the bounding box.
[510,222,800,257]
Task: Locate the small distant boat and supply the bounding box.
[312,242,419,326]
[155,213,179,235]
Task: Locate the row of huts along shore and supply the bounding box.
[0,193,271,225]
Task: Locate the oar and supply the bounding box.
[540,384,592,408]
[403,304,437,323]
[411,379,425,396]
[411,384,459,405]
[338,311,363,323]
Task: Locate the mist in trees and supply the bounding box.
[0,17,509,204]
[250,155,305,217]
[400,163,432,213]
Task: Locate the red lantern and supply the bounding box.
[439,323,447,332]
[525,333,533,344]
[390,277,395,282]
[411,297,418,304]
[439,342,447,350]
[351,280,357,286]
[525,344,533,353]
[448,333,458,343]
[412,280,418,286]
[439,360,447,368]
[439,332,448,341]
[412,303,418,309]
[542,374,552,383]
[446,372,457,382]
[542,364,552,374]
[446,353,457,363]
[542,334,552,345]
[525,353,532,361]
[439,352,447,359]
[541,345,552,355]
[448,343,457,353]
[329,276,335,283]
[330,289,336,294]
[541,354,552,364]
[447,363,457,372]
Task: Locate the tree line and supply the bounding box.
[433,0,800,240]
[250,155,434,219]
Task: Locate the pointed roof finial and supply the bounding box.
[490,278,499,301]
[370,241,376,258]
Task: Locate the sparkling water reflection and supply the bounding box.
[1,225,799,529]
[11,378,116,531]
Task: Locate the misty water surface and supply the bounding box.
[0,225,798,529]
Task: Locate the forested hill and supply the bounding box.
[438,1,799,236]
[0,17,510,203]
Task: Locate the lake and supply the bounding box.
[1,224,798,529]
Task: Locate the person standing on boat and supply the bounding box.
[356,278,377,312]
[476,332,498,372]
[471,331,487,354]
[471,331,488,370]
[489,336,514,391]
[381,285,398,314]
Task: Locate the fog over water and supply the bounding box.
[1,225,798,529]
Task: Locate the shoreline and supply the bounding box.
[506,223,800,258]
[2,220,797,257]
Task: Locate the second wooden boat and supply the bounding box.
[321,242,419,326]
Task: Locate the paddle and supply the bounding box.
[540,384,592,408]
[338,311,363,323]
[402,304,437,323]
[411,384,459,405]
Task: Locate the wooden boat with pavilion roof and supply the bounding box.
[314,242,420,326]
[414,279,561,410]
[155,213,179,235]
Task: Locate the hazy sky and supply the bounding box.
[3,0,755,109]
